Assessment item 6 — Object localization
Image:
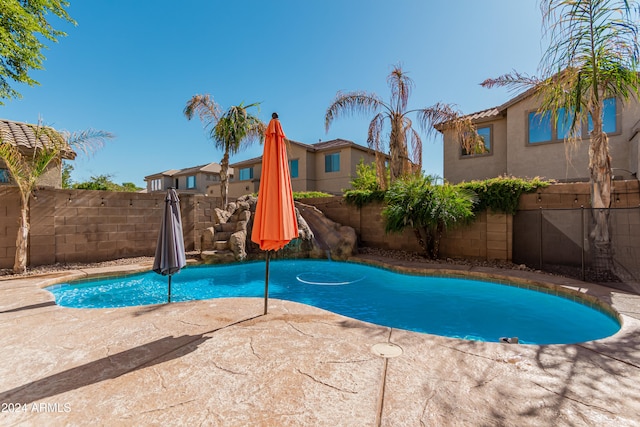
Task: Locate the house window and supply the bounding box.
[239,167,253,181]
[150,178,162,191]
[325,152,340,172]
[588,97,617,134]
[0,168,11,183]
[186,175,196,189]
[528,111,553,143]
[462,126,491,156]
[289,159,299,178]
[556,107,581,139]
[529,97,617,144]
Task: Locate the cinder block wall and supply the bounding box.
[0,187,21,268]
[0,187,219,268]
[3,182,637,268]
[299,198,510,260]
[518,181,640,210]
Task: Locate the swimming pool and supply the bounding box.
[46,259,620,345]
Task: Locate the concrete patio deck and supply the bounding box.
[1,255,639,426]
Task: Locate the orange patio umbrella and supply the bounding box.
[251,113,299,314]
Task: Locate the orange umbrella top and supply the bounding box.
[251,115,299,251]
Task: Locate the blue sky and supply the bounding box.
[3,0,542,187]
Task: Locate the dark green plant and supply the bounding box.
[383,174,476,259]
[343,189,386,207]
[457,176,549,215]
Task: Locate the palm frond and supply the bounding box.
[480,71,542,92]
[325,91,385,132]
[184,94,222,130]
[366,112,386,153]
[408,126,422,171]
[0,140,30,192]
[416,102,469,138]
[64,129,114,157]
[387,65,413,112]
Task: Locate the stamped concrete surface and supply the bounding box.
[1,256,639,426]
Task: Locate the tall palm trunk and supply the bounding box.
[13,192,30,273]
[389,116,409,181]
[219,150,230,208]
[588,104,614,273]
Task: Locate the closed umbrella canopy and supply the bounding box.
[251,114,299,251]
[251,113,299,313]
[153,188,187,302]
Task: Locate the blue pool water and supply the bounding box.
[46,260,620,345]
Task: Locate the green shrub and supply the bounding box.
[348,159,381,192]
[293,191,333,199]
[457,176,550,215]
[383,174,476,259]
[343,189,387,207]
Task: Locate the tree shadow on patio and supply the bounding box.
[0,300,56,314]
[0,333,210,405]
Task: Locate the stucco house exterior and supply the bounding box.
[145,138,386,199]
[144,162,231,194]
[219,138,384,199]
[440,89,640,183]
[0,118,75,188]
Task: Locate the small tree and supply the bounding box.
[1,1,75,104]
[383,174,476,258]
[184,95,265,207]
[73,174,141,192]
[349,159,381,191]
[0,124,112,273]
[61,161,73,188]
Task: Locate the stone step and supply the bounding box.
[213,231,232,241]
[214,241,228,251]
[201,250,236,264]
[219,222,237,232]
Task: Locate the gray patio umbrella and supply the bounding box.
[153,188,187,303]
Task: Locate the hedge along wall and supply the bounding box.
[0,187,220,269]
[298,197,512,260]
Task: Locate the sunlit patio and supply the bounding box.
[1,255,639,426]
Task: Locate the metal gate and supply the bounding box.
[513,206,640,292]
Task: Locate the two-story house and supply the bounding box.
[218,138,384,199]
[441,89,640,183]
[144,162,231,194]
[0,118,76,188]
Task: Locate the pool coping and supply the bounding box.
[1,256,640,425]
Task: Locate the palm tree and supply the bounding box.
[481,0,639,273]
[0,123,113,273]
[325,65,473,188]
[184,95,265,207]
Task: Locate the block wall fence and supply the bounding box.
[1,181,638,268]
[0,187,220,269]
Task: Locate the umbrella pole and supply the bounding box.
[168,275,172,304]
[264,251,270,315]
